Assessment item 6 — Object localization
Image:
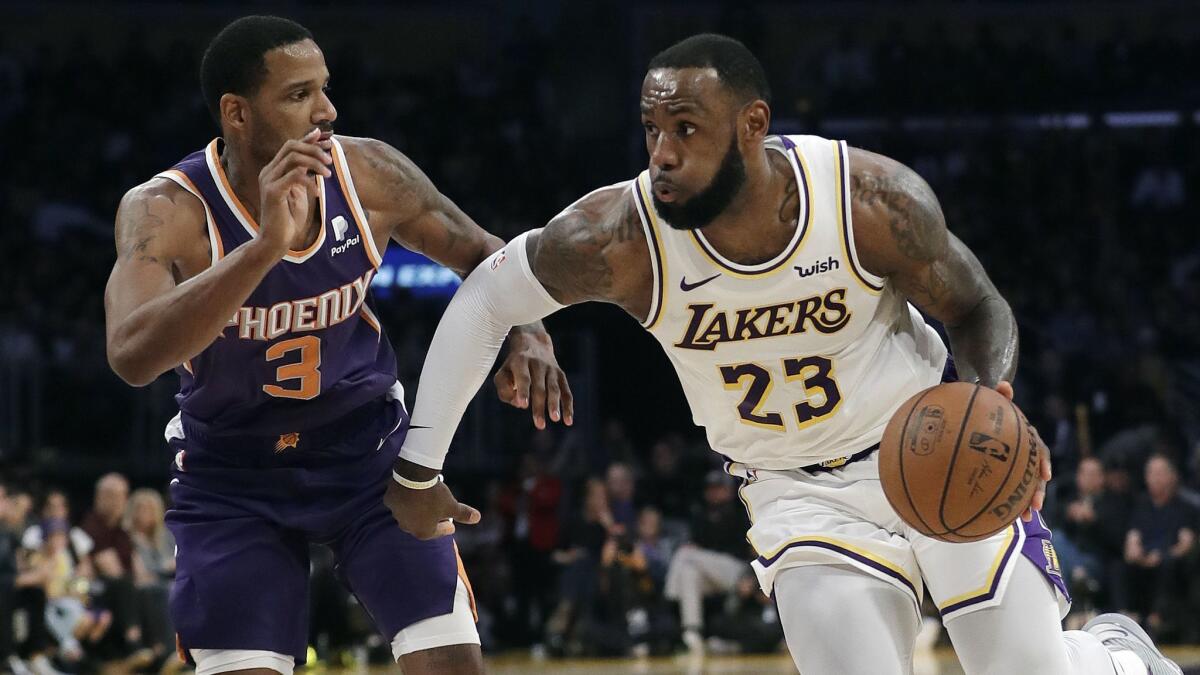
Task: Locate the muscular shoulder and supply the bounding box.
[114,178,209,273]
[530,181,652,313]
[336,135,434,216]
[846,147,948,277]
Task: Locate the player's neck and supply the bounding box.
[697,149,795,264]
[219,145,266,221]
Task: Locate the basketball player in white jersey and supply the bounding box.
[390,34,1180,675]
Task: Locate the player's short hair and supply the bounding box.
[648,33,771,105]
[200,15,314,124]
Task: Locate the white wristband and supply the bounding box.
[392,471,444,490]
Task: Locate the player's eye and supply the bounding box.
[643,122,657,135]
[292,90,308,101]
[680,123,696,137]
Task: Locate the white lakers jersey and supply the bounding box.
[631,135,948,470]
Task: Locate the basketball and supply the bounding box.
[879,382,1045,543]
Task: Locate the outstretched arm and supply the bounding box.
[848,147,1045,516]
[343,136,568,427]
[386,184,648,539]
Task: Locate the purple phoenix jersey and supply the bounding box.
[154,138,470,662]
[155,136,397,437]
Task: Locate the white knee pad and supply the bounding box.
[190,649,295,675]
[391,577,480,660]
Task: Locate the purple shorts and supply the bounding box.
[165,397,468,663]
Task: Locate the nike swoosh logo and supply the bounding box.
[679,274,720,292]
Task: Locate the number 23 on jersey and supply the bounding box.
[719,356,841,432]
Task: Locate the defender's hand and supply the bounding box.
[384,461,480,540]
[993,381,1051,523]
[494,327,574,430]
[256,129,331,257]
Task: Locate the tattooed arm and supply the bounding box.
[849,147,1048,518]
[343,136,503,277]
[344,136,572,432]
[389,184,651,539]
[527,183,653,314]
[848,147,1017,387]
[104,179,280,386]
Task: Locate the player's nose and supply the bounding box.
[315,90,337,126]
[650,135,678,172]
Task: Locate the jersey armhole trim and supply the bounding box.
[632,175,666,329]
[154,170,224,268]
[330,137,383,270]
[833,140,885,295]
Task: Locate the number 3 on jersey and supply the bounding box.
[719,356,841,432]
[263,335,322,400]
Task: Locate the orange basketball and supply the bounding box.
[878,382,1045,543]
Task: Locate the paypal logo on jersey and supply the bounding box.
[795,255,840,279]
[332,215,350,242]
[331,234,360,257]
[330,216,359,257]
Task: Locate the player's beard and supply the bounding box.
[653,135,747,231]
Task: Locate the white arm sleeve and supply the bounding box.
[399,230,565,469]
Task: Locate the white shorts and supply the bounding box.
[731,450,1070,622]
[189,578,479,675]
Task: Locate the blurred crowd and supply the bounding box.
[1,1,1199,669]
[1,475,178,675]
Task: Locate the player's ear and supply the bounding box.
[740,100,770,142]
[219,93,249,132]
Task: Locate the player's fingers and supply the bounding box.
[528,361,548,430]
[433,519,456,538]
[545,371,562,423]
[1040,453,1053,482]
[994,380,1014,401]
[494,369,516,404]
[452,502,482,525]
[509,360,531,409]
[277,153,331,179]
[263,134,328,175]
[559,372,575,426]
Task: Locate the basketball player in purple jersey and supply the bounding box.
[103,16,569,675]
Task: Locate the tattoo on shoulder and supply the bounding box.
[849,164,946,263]
[534,192,641,303]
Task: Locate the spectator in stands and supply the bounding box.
[706,572,784,655]
[38,518,110,664]
[78,474,140,661]
[605,463,637,533]
[665,471,752,655]
[1121,454,1199,640]
[0,485,53,675]
[124,489,174,661]
[499,450,562,646]
[545,479,614,655]
[21,492,92,568]
[1053,456,1131,609]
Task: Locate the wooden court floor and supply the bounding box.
[481,646,1200,674]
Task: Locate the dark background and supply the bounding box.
[1,0,1198,664]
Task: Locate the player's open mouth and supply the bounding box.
[653,183,677,202]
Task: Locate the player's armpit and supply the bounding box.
[847,147,1017,387]
[342,136,502,277]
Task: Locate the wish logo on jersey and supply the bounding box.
[674,287,852,351]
